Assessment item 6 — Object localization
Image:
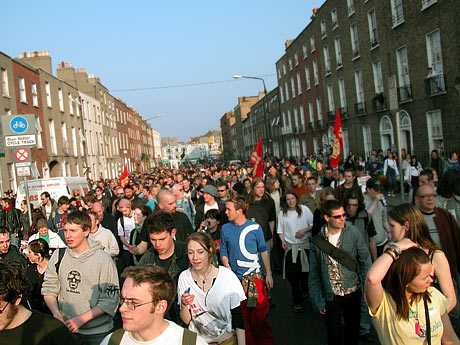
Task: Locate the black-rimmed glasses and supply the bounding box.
[119,298,155,311]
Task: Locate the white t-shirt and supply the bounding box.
[117,214,136,250]
[177,266,246,344]
[203,202,219,215]
[277,205,313,245]
[100,320,207,345]
[89,225,120,257]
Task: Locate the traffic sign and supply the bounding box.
[16,166,31,177]
[15,162,32,167]
[15,148,31,162]
[1,114,36,136]
[9,116,29,134]
[5,134,37,147]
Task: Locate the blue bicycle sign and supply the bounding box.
[9,116,29,134]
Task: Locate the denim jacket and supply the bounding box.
[308,222,372,312]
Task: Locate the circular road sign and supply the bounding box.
[15,148,30,162]
[9,116,29,134]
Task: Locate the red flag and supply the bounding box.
[250,139,264,178]
[119,165,129,187]
[329,108,343,169]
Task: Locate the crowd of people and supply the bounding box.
[1,147,460,345]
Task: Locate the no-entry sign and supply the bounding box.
[15,147,31,162]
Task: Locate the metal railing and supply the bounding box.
[425,74,446,96]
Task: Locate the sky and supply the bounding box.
[3,0,324,141]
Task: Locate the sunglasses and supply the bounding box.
[329,213,346,219]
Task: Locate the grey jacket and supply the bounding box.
[308,222,372,312]
[42,240,119,335]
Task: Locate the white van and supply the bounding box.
[16,177,90,208]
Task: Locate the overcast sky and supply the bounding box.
[4,0,323,141]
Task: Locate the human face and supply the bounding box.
[203,193,214,204]
[291,176,302,187]
[59,203,69,213]
[225,202,239,222]
[134,208,145,225]
[254,182,265,198]
[344,172,354,185]
[325,207,346,230]
[286,194,298,209]
[89,214,98,233]
[0,233,10,255]
[406,263,434,295]
[91,203,104,222]
[217,186,227,198]
[159,195,176,213]
[187,240,211,271]
[64,222,89,252]
[28,249,42,264]
[40,195,49,206]
[38,226,48,236]
[388,218,407,242]
[346,199,359,218]
[416,186,437,213]
[124,188,134,200]
[119,278,162,334]
[149,230,175,256]
[306,179,316,193]
[418,175,432,187]
[118,201,132,217]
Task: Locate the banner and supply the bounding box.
[250,138,264,178]
[119,165,129,187]
[329,108,343,169]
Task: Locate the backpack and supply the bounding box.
[107,327,197,345]
[55,247,66,273]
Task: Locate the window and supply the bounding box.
[36,118,43,149]
[299,106,305,130]
[305,66,311,90]
[277,67,282,80]
[61,122,68,148]
[68,93,74,114]
[280,85,285,103]
[396,46,412,101]
[284,81,290,101]
[426,110,443,152]
[343,129,350,157]
[323,46,331,75]
[327,85,335,112]
[362,126,372,157]
[426,29,445,93]
[347,0,355,16]
[1,68,9,97]
[283,64,287,75]
[310,37,316,52]
[331,9,338,29]
[72,127,78,157]
[49,120,57,155]
[338,79,347,110]
[296,73,302,95]
[391,0,404,27]
[422,0,437,10]
[31,83,38,107]
[308,102,314,123]
[354,70,365,112]
[290,77,296,98]
[321,20,327,39]
[334,38,343,67]
[368,9,379,48]
[45,81,51,107]
[316,98,322,121]
[350,24,360,58]
[293,108,299,132]
[288,59,293,70]
[19,78,27,103]
[294,53,299,66]
[302,45,308,59]
[313,61,319,85]
[372,62,384,94]
[56,88,63,112]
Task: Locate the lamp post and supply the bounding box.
[233,74,270,156]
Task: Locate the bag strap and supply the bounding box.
[311,235,359,273]
[424,297,431,345]
[55,247,66,274]
[182,328,197,345]
[108,329,125,345]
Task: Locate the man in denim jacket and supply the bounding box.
[309,199,371,345]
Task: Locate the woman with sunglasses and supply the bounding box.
[366,243,459,345]
[387,204,457,313]
[178,232,246,345]
[277,192,313,312]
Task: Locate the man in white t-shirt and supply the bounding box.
[101,265,206,345]
[117,199,136,271]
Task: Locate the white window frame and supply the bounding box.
[308,102,314,123]
[331,9,338,29]
[321,20,327,39]
[310,37,316,52]
[1,68,9,97]
[316,98,322,121]
[426,110,443,153]
[313,61,319,86]
[396,46,411,88]
[45,81,51,108]
[49,120,57,155]
[334,38,343,67]
[372,62,384,94]
[58,88,64,112]
[19,78,27,103]
[323,46,331,75]
[362,126,372,157]
[426,29,443,74]
[305,66,311,90]
[294,53,299,66]
[347,0,355,16]
[391,0,405,28]
[31,83,38,107]
[354,70,365,104]
[368,9,379,48]
[350,24,360,59]
[302,44,308,59]
[327,85,335,112]
[290,77,296,98]
[299,106,305,130]
[338,79,347,109]
[296,73,302,95]
[421,0,438,10]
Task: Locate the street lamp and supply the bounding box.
[232,74,270,156]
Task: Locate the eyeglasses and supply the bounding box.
[119,298,156,311]
[418,194,437,199]
[218,189,226,192]
[0,302,9,314]
[330,213,346,219]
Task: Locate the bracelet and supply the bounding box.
[384,249,396,261]
[384,247,399,261]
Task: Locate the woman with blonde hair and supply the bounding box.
[387,203,457,312]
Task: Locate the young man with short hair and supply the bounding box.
[101,265,206,345]
[48,195,70,241]
[0,261,79,345]
[0,229,26,267]
[88,211,119,258]
[40,191,58,221]
[42,210,119,345]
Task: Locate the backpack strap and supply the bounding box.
[55,247,66,274]
[108,329,125,345]
[182,328,197,345]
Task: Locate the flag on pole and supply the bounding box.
[250,138,265,178]
[329,108,343,169]
[119,165,129,187]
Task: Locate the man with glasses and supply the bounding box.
[216,181,230,202]
[416,184,460,278]
[0,261,79,345]
[101,265,206,345]
[309,200,371,345]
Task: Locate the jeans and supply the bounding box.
[325,289,361,345]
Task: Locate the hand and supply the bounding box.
[65,315,85,333]
[295,229,306,239]
[396,238,417,251]
[127,244,136,254]
[319,308,326,315]
[52,312,65,324]
[265,273,274,290]
[181,293,195,308]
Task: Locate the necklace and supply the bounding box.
[193,265,214,291]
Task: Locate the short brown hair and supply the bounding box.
[122,265,176,311]
[66,210,91,231]
[228,196,248,214]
